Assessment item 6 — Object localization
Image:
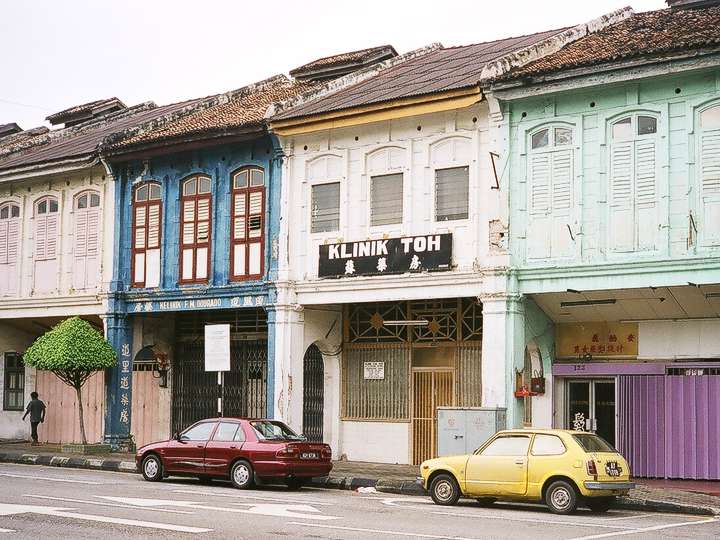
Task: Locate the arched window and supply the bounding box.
[526,126,574,259]
[699,105,720,246]
[132,182,162,288]
[72,191,101,290]
[33,196,59,294]
[231,167,265,280]
[180,175,211,283]
[0,202,21,297]
[608,113,659,253]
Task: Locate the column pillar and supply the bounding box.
[480,293,525,428]
[103,313,134,451]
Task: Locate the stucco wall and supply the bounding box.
[340,420,410,464]
[0,323,36,439]
[639,319,720,359]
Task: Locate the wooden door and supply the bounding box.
[131,369,162,448]
[412,369,455,465]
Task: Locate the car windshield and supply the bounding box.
[572,433,616,453]
[251,420,304,441]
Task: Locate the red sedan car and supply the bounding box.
[136,418,332,489]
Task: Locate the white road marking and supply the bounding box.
[25,495,194,515]
[428,510,635,530]
[0,472,103,485]
[288,521,481,539]
[598,513,656,521]
[99,496,339,521]
[0,528,14,533]
[567,517,718,540]
[0,503,211,534]
[172,489,334,506]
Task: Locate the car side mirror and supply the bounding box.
[173,432,180,441]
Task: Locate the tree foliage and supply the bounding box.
[23,317,116,444]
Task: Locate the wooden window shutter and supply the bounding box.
[634,139,658,250]
[701,131,720,245]
[132,186,162,288]
[370,173,403,226]
[527,153,551,259]
[609,141,634,252]
[231,173,265,280]
[0,221,8,265]
[550,149,573,258]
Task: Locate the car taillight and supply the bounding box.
[586,459,598,477]
[276,444,299,459]
[321,446,332,459]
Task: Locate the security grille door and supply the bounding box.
[412,369,455,465]
[303,344,324,442]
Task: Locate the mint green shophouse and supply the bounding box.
[487,2,720,480]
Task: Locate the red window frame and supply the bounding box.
[179,175,212,284]
[230,167,265,281]
[131,183,163,288]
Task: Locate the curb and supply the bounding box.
[2,452,718,516]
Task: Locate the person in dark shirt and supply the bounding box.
[22,392,46,446]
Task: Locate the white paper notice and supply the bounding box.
[204,324,230,372]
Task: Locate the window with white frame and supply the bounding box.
[526,126,574,259]
[699,104,720,246]
[311,182,340,233]
[370,173,403,226]
[33,196,59,294]
[132,183,162,288]
[72,191,101,290]
[435,167,469,221]
[180,175,212,284]
[608,114,659,253]
[0,203,20,297]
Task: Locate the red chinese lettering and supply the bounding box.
[609,334,618,343]
[592,333,599,343]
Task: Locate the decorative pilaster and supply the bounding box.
[103,313,134,451]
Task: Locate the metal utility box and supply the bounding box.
[437,407,507,456]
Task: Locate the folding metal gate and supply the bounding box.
[412,369,455,465]
[303,344,324,442]
[618,372,720,480]
[171,339,267,435]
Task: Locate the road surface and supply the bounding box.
[0,463,718,539]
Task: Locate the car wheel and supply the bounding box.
[286,478,305,490]
[430,474,460,506]
[587,496,615,513]
[230,460,254,490]
[141,454,163,482]
[475,497,496,507]
[545,480,578,515]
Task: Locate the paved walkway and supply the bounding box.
[2,440,719,515]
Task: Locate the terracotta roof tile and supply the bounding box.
[290,45,397,78]
[499,6,720,80]
[273,28,567,121]
[45,97,126,125]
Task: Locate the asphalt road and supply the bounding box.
[0,463,718,540]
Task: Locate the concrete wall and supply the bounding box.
[0,322,36,439]
[639,319,720,360]
[340,421,410,464]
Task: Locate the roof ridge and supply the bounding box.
[267,43,443,120]
[291,44,395,72]
[481,6,635,81]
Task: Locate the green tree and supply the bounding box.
[23,317,116,445]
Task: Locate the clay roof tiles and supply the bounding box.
[290,45,398,77]
[273,27,567,121]
[498,6,720,81]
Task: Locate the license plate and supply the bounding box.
[605,461,622,477]
[300,452,318,460]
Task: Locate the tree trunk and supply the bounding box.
[75,384,87,445]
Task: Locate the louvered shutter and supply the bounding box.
[551,150,573,258]
[700,131,720,245]
[634,140,658,250]
[371,173,403,226]
[609,142,634,252]
[232,192,247,277]
[45,213,58,259]
[527,153,551,259]
[35,215,47,259]
[0,218,19,297]
[145,202,161,287]
[0,221,7,265]
[248,190,263,276]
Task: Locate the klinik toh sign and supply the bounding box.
[318,234,452,278]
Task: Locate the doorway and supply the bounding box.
[303,344,324,442]
[567,379,616,447]
[412,368,455,465]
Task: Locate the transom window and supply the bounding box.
[531,126,573,150]
[311,182,340,233]
[0,204,19,219]
[611,115,657,140]
[132,182,162,288]
[180,175,212,283]
[75,192,100,209]
[231,167,265,280]
[36,196,58,215]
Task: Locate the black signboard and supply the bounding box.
[318,234,452,278]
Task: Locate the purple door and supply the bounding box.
[618,374,720,480]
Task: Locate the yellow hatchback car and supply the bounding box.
[419,429,634,514]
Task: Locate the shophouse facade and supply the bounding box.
[0,99,194,443]
[269,16,629,464]
[488,1,720,478]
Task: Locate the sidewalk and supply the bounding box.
[2,441,719,516]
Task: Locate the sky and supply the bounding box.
[1,0,667,130]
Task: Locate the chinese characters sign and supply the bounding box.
[318,234,452,278]
[556,322,639,358]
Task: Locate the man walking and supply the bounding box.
[22,392,46,446]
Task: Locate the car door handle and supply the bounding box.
[454,435,464,440]
[230,445,237,449]
[196,444,204,448]
[514,459,525,465]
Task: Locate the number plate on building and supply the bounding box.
[300,452,318,460]
[605,461,622,477]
